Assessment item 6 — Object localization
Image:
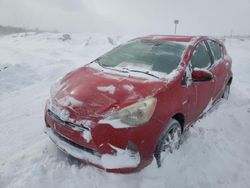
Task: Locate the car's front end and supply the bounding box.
[45,95,164,173]
[44,63,170,173]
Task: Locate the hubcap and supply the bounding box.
[160,126,181,163]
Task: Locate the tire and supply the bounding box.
[154,119,182,167]
[222,83,230,100]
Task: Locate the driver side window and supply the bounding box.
[191,42,212,69]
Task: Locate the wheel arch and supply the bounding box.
[172,113,185,132]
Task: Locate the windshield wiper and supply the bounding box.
[95,59,129,73]
[122,68,160,79]
[94,59,159,78]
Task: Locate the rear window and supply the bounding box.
[98,40,186,74]
[207,40,223,61]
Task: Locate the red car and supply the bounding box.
[45,35,232,173]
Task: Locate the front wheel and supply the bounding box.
[154,119,182,167]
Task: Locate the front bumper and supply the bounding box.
[44,104,164,173]
[46,127,141,172]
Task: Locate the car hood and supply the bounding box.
[52,66,166,119]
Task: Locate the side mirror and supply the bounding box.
[192,68,213,82]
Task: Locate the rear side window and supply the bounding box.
[207,40,223,61]
[190,42,212,69]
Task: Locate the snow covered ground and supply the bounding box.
[0,33,250,188]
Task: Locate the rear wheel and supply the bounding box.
[154,119,182,167]
[222,83,230,100]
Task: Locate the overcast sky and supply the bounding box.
[0,0,250,36]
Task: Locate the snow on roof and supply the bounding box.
[136,35,196,42]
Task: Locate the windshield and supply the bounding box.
[98,40,186,74]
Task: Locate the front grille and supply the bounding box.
[51,128,101,157]
[48,110,90,132]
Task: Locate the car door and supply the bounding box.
[185,41,216,122]
[206,40,228,100]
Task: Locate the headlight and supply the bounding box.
[102,97,157,127]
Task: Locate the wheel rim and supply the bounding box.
[160,126,181,163]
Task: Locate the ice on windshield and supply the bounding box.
[98,40,186,75]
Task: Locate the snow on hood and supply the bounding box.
[97,85,116,95]
[51,64,179,119]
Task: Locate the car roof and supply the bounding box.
[136,35,196,42]
[134,35,211,45]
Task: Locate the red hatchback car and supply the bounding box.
[45,35,232,173]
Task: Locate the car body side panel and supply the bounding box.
[153,76,190,127]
